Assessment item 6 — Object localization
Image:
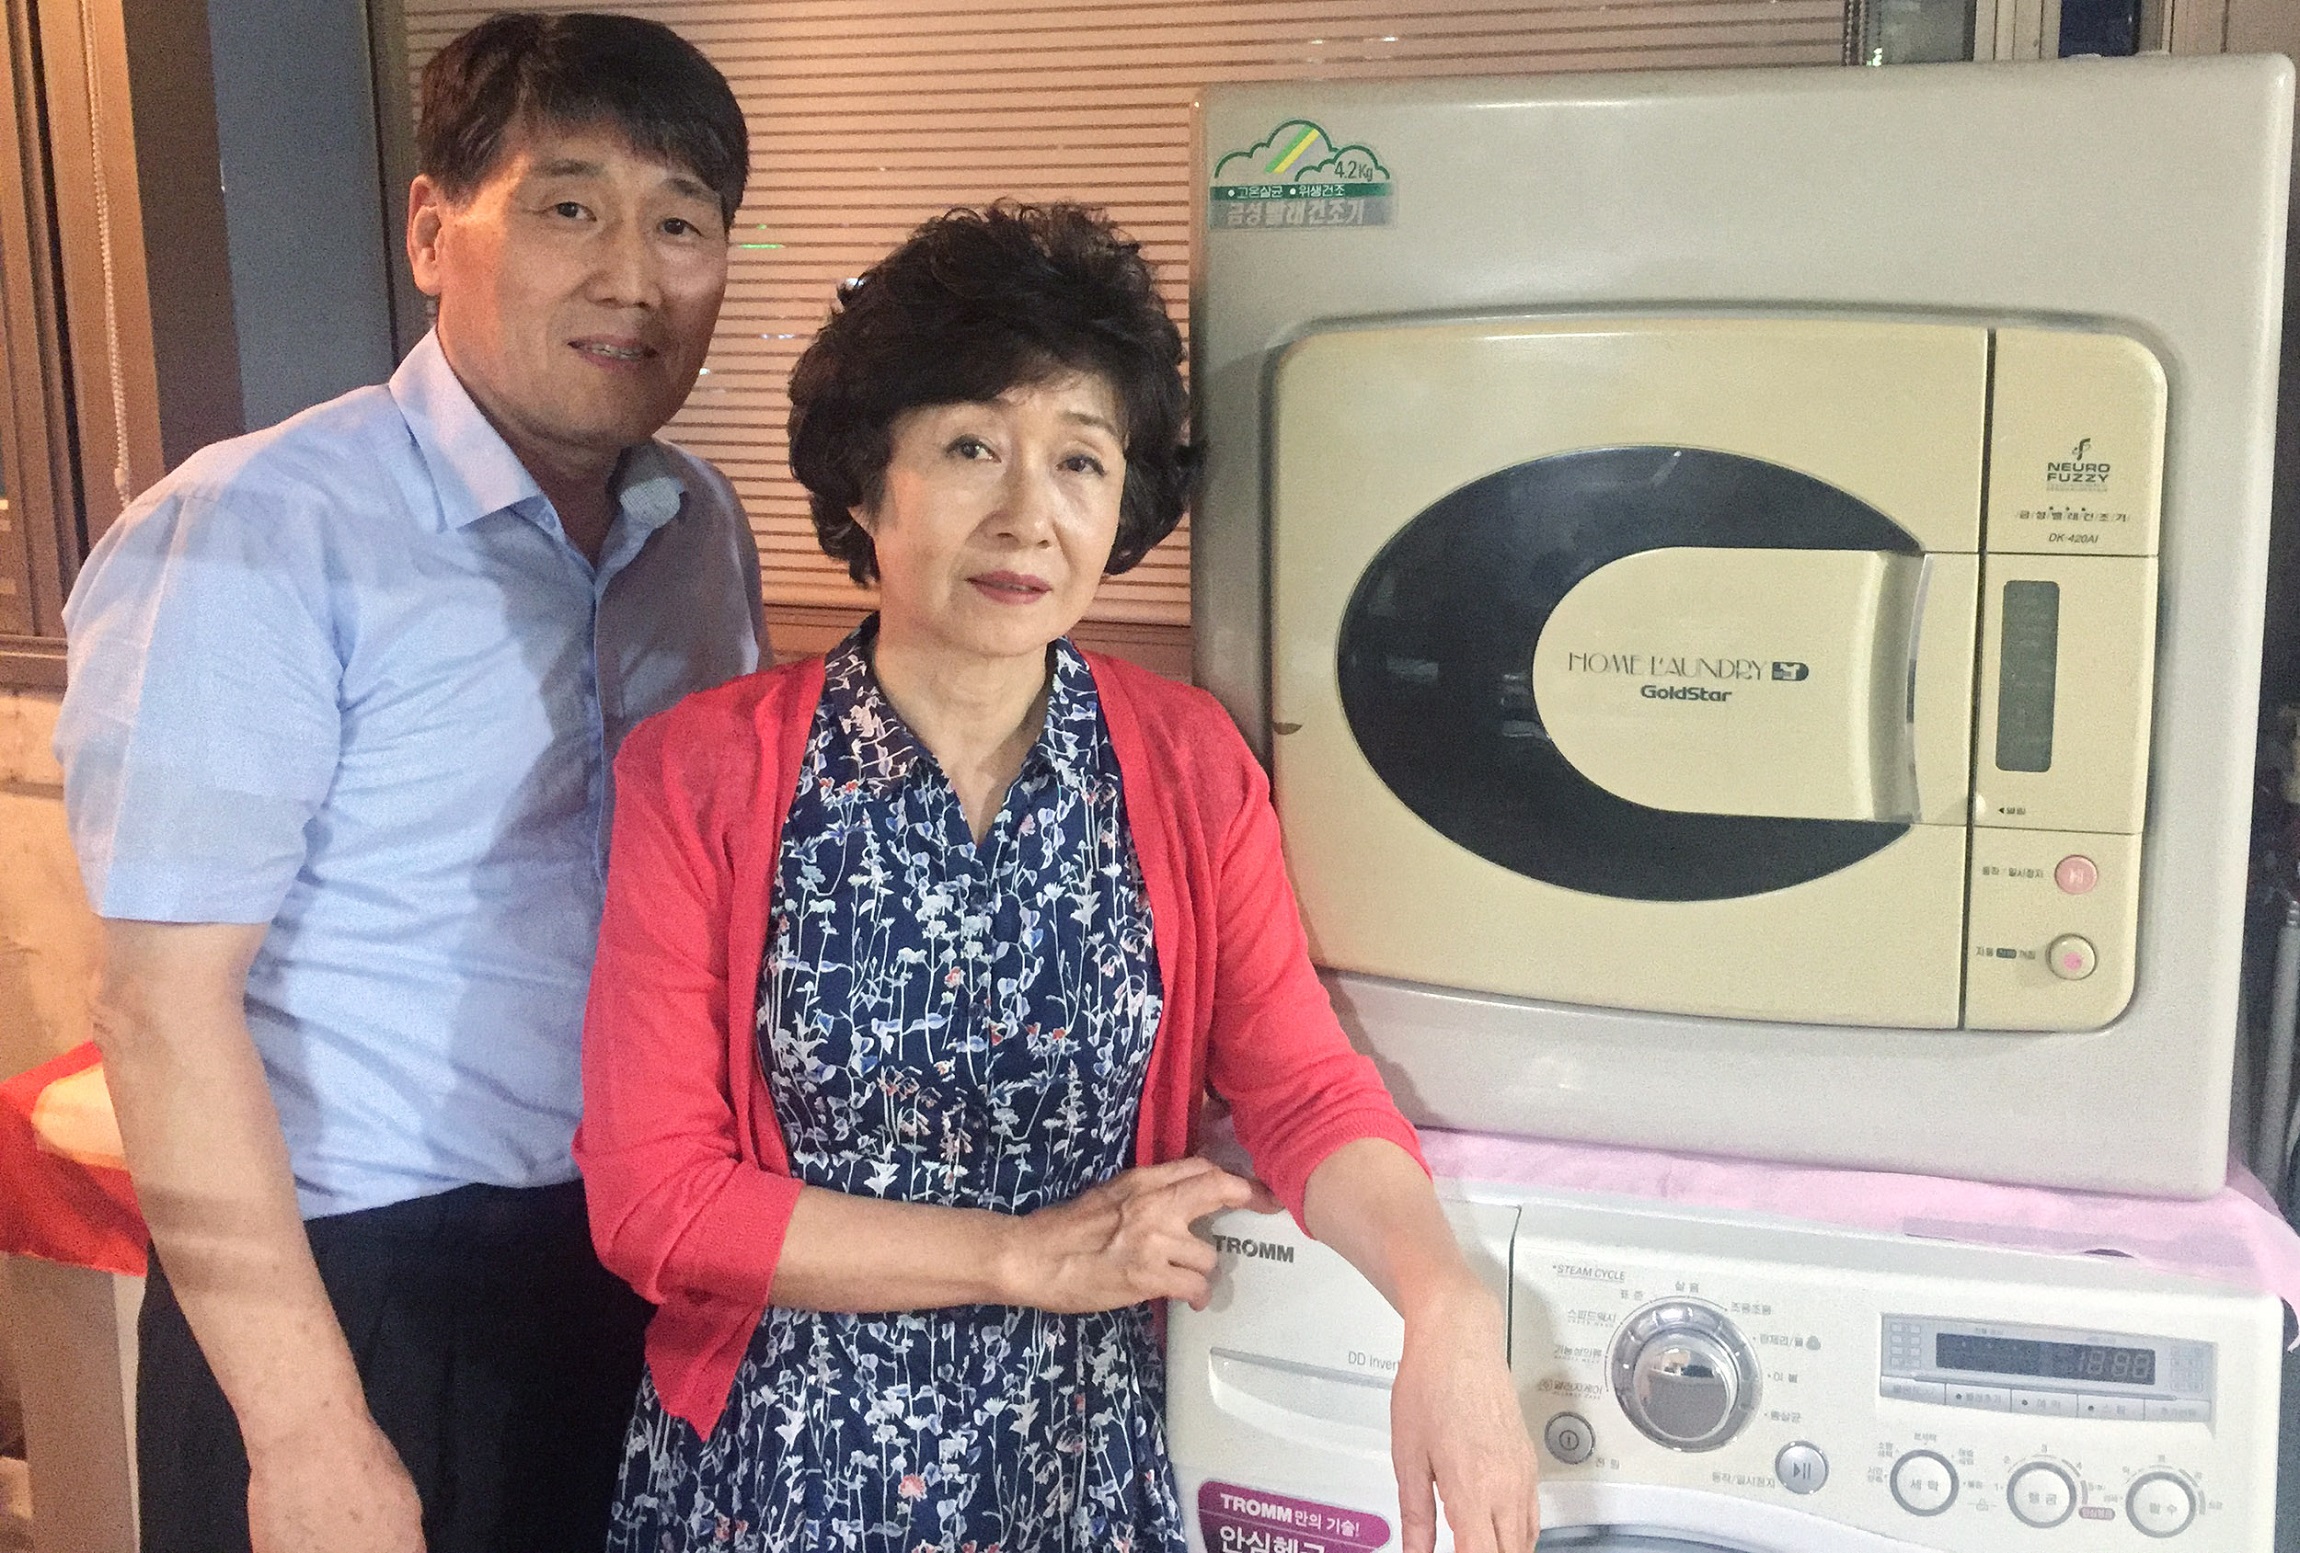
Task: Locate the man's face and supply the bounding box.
[407,121,730,463]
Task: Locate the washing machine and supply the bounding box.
[1190,58,2294,1197]
[1166,1190,2282,1550]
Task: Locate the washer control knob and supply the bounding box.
[1609,1299,1758,1452]
[1774,1441,1828,1495]
[1890,1450,1959,1517]
[2127,1473,2197,1538]
[1542,1412,1594,1465]
[2008,1462,2077,1528]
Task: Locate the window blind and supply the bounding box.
[395,0,1843,640]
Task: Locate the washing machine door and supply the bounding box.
[1542,1534,1904,1553]
[1543,1537,1796,1553]
[1541,1483,1929,1553]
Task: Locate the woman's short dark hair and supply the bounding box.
[787,202,1193,583]
[419,12,748,229]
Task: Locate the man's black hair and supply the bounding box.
[418,11,748,228]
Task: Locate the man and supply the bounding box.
[55,14,762,1551]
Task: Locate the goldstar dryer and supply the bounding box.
[1190,58,2295,1196]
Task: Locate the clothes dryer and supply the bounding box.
[1190,58,2294,1195]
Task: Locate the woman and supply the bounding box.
[579,203,1539,1553]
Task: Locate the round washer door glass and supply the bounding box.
[1336,446,1918,902]
[1539,1531,1792,1551]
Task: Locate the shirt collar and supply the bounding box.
[1035,638,1102,785]
[388,330,690,536]
[823,620,1101,794]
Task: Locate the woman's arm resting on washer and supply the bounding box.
[768,1156,1268,1314]
[1305,1137,1542,1553]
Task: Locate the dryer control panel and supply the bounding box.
[1168,1186,2281,1552]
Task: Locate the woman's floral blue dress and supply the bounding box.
[606,624,1186,1553]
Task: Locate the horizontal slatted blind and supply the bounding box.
[398,0,1844,627]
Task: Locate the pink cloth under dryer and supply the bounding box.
[1417,1129,2300,1328]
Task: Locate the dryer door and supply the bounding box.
[1269,316,1987,1027]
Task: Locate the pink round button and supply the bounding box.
[2054,855,2099,895]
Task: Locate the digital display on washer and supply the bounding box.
[1936,1333,2156,1387]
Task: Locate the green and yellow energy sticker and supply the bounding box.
[1209,119,1393,230]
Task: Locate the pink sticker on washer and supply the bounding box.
[1196,1481,1392,1552]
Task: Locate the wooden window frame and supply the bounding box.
[0,0,77,685]
[0,0,240,692]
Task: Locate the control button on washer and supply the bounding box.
[2079,1393,2146,1421]
[1775,1442,1828,1495]
[1543,1412,1594,1465]
[2127,1472,2197,1538]
[2055,854,2100,894]
[2049,934,2097,981]
[1944,1381,2011,1410]
[1880,1376,1945,1404]
[2008,1462,2077,1529]
[2011,1388,2078,1418]
[2143,1398,2210,1424]
[1891,1450,1958,1517]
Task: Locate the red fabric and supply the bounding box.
[577,652,1426,1435]
[0,1043,147,1276]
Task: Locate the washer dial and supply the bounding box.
[2008,1461,2077,1528]
[1609,1299,1760,1451]
[2128,1473,2197,1538]
[1891,1450,1959,1516]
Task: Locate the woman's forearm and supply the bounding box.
[768,1157,1258,1315]
[1305,1139,1540,1553]
[769,1185,1022,1311]
[1302,1137,1491,1321]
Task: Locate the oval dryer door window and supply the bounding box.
[1336,446,1924,903]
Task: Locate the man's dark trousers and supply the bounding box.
[135,1179,649,1552]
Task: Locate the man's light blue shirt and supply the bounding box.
[57,332,763,1217]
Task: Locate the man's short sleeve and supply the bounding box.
[56,476,344,924]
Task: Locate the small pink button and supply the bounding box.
[2054,855,2099,895]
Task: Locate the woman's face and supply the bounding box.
[860,373,1127,664]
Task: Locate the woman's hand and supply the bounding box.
[1390,1278,1541,1553]
[1000,1157,1273,1313]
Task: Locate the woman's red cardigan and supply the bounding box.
[575,652,1427,1437]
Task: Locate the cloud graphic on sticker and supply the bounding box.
[1297,146,1390,183]
[1214,120,1336,184]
